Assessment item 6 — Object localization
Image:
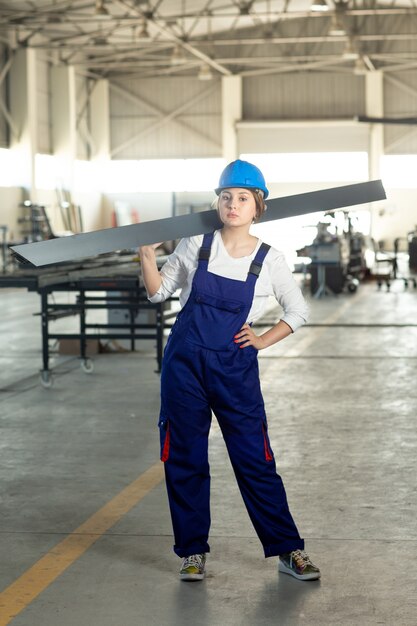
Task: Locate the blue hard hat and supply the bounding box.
[215,159,269,199]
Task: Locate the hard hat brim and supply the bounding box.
[215,186,269,199]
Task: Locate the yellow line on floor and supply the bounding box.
[0,462,165,626]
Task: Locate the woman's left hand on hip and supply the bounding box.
[234,324,266,350]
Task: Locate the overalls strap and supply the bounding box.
[198,233,270,283]
[198,232,214,267]
[247,242,271,284]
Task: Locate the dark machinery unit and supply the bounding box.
[299,220,357,295]
[298,211,375,296]
[305,239,352,295]
[372,235,417,291]
[409,228,417,270]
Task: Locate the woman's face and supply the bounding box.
[217,188,257,227]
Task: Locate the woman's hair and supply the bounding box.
[214,188,267,222]
[252,189,267,222]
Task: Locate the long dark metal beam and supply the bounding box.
[356,115,417,125]
[11,180,386,267]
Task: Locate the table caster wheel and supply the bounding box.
[81,359,94,374]
[40,370,53,388]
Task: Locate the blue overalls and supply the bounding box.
[159,232,304,558]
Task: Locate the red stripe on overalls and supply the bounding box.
[161,423,170,462]
[262,423,273,462]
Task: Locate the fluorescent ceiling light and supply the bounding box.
[328,13,346,36]
[354,56,368,75]
[198,65,213,80]
[137,19,150,39]
[343,38,360,60]
[170,44,185,65]
[311,0,329,12]
[95,0,109,16]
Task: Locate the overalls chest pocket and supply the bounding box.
[186,291,246,351]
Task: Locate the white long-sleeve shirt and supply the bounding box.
[148,230,309,332]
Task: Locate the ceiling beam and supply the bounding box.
[3,7,417,25]
[114,0,232,76]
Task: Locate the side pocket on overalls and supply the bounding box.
[261,420,274,462]
[158,416,170,462]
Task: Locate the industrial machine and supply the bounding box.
[408,227,417,270]
[298,211,374,296]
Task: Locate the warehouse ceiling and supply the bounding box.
[0,0,417,79]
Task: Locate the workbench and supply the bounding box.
[0,254,175,387]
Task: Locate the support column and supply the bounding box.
[9,48,38,195]
[51,65,77,192]
[366,71,384,180]
[88,78,110,229]
[90,78,110,161]
[221,76,242,162]
[365,71,384,240]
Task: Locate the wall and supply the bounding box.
[102,191,213,229]
[109,77,222,160]
[0,187,23,240]
[242,72,366,120]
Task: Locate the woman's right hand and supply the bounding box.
[138,242,163,255]
[138,243,164,296]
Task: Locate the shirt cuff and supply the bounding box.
[281,314,306,333]
[148,290,164,303]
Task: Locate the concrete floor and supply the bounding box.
[0,281,416,625]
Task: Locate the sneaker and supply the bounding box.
[179,553,206,581]
[279,550,320,581]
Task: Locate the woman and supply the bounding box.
[139,160,320,582]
